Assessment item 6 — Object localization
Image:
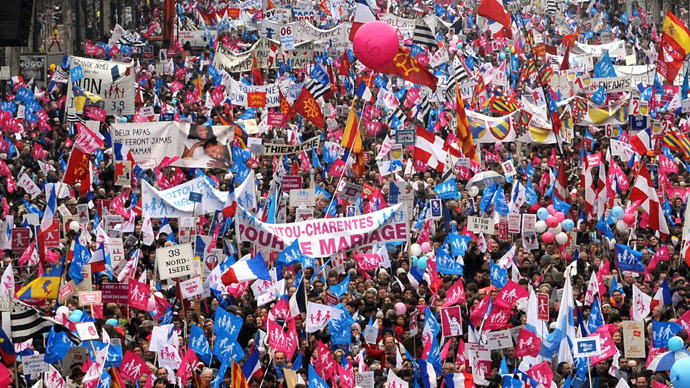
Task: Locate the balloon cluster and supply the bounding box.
[410,242,433,270]
[535,205,572,245]
[448,35,463,53]
[609,205,635,232]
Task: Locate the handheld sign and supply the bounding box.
[156,243,195,280]
[189,192,203,203]
[573,337,601,358]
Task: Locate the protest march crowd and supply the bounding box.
[6,0,690,387]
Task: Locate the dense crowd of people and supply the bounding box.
[1,0,690,387]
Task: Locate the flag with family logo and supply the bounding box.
[214,329,245,363]
[652,321,683,348]
[214,307,243,340]
[328,304,354,346]
[436,246,464,275]
[329,273,350,298]
[278,239,310,266]
[306,302,343,333]
[490,260,508,288]
[445,232,471,257]
[434,178,459,199]
[189,325,212,364]
[615,244,645,273]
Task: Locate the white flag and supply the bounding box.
[632,284,651,321]
[386,370,409,388]
[0,263,14,298]
[83,344,109,383]
[44,364,65,388]
[305,302,342,333]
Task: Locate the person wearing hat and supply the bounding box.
[67,366,85,388]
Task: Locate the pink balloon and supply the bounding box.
[546,216,559,228]
[353,21,400,71]
[421,242,432,253]
[542,232,555,244]
[547,205,555,214]
[555,212,566,222]
[623,213,636,226]
[394,302,406,315]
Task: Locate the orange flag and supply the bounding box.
[377,46,438,91]
[456,85,477,161]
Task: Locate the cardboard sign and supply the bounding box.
[522,214,537,232]
[467,216,495,234]
[22,354,49,375]
[622,320,645,358]
[289,189,316,207]
[409,310,419,336]
[11,228,31,253]
[76,204,90,225]
[64,347,89,371]
[156,243,194,280]
[115,160,132,186]
[101,283,128,303]
[74,264,92,292]
[78,291,102,306]
[501,160,517,177]
[573,337,601,358]
[180,277,204,298]
[295,207,313,221]
[487,329,513,350]
[537,293,549,321]
[395,129,415,145]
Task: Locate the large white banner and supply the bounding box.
[260,20,350,51]
[111,122,234,168]
[142,178,228,218]
[574,40,627,61]
[236,204,409,257]
[213,38,315,73]
[67,56,135,115]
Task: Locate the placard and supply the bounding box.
[441,306,463,337]
[75,322,100,341]
[289,189,316,207]
[180,276,204,298]
[522,214,536,232]
[156,243,194,280]
[22,354,49,375]
[354,371,375,388]
[282,175,303,191]
[395,129,415,145]
[409,310,419,336]
[339,183,363,203]
[115,160,132,186]
[467,216,495,234]
[101,283,128,303]
[487,329,513,350]
[78,291,102,306]
[507,213,521,233]
[295,207,313,221]
[11,227,30,253]
[622,320,645,358]
[537,293,549,320]
[501,160,517,177]
[573,337,600,358]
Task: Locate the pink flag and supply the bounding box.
[443,278,466,306]
[493,280,529,309]
[127,277,151,310]
[120,350,149,381]
[526,362,553,388]
[515,328,541,357]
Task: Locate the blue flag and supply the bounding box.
[189,325,212,364]
[445,233,471,257]
[44,327,72,364]
[214,308,243,340]
[588,298,604,334]
[615,244,644,273]
[435,246,464,275]
[434,178,459,199]
[594,51,616,78]
[490,260,508,288]
[70,238,93,284]
[652,321,683,348]
[329,273,350,297]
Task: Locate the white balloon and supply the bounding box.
[616,220,629,232]
[69,220,80,232]
[535,220,548,233]
[452,35,459,42]
[555,232,569,245]
[609,238,616,250]
[410,243,422,257]
[548,225,562,234]
[469,186,479,197]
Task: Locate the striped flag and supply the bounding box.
[413,19,437,49]
[545,0,557,14]
[444,56,470,100]
[10,298,81,345]
[231,361,249,388]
